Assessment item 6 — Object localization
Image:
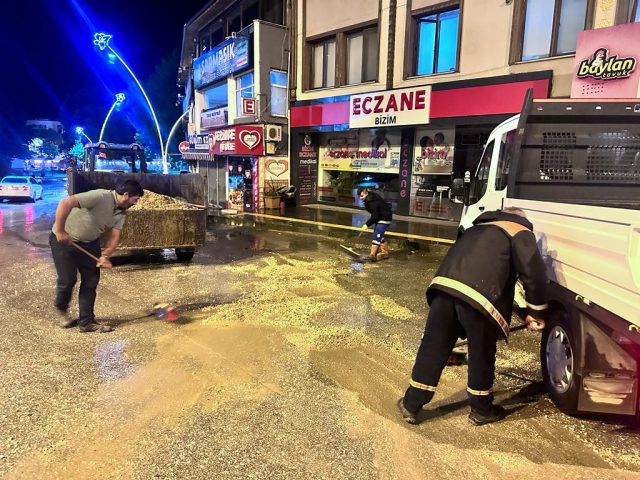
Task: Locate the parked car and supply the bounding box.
[0,176,44,202]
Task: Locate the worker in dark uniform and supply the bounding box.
[357,187,393,261]
[398,207,548,426]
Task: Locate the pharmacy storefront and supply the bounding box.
[290,72,551,221]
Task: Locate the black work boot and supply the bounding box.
[397,398,420,425]
[54,308,78,328]
[78,322,113,333]
[468,405,506,426]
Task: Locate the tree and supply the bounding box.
[69,140,84,160]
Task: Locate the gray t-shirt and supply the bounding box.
[53,189,126,242]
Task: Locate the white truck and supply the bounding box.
[460,92,640,417]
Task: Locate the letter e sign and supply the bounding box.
[242,97,257,116]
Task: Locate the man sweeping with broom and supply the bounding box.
[357,187,393,262]
[49,180,144,333]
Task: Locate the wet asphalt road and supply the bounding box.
[0,176,639,479]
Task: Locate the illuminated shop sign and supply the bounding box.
[194,34,251,89]
[349,86,431,128]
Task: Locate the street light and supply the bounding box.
[163,110,190,171]
[93,32,166,173]
[99,92,126,142]
[75,126,93,143]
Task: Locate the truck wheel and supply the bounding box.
[541,308,581,414]
[175,248,195,262]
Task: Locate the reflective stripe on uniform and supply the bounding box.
[467,386,492,396]
[410,379,437,392]
[378,220,392,225]
[526,302,548,311]
[430,276,510,338]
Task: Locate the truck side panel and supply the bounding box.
[505,198,640,329]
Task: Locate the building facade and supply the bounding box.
[288,0,640,221]
[178,0,290,212]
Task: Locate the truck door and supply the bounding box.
[459,120,517,231]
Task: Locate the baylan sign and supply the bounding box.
[577,48,637,80]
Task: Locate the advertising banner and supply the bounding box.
[209,125,264,156]
[571,23,640,98]
[349,86,431,129]
[201,107,228,129]
[319,129,401,173]
[413,128,455,174]
[194,34,251,89]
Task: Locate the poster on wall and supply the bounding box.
[319,129,401,173]
[413,128,455,174]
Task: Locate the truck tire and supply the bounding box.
[541,307,581,414]
[175,248,195,262]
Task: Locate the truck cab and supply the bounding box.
[459,115,518,231]
[460,94,640,419]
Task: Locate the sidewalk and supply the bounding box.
[213,203,458,246]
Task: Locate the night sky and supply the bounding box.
[0,0,206,124]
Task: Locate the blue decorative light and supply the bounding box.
[99,93,128,142]
[75,126,93,143]
[93,33,112,51]
[92,32,166,172]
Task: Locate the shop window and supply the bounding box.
[513,0,594,62]
[495,131,515,191]
[236,72,254,115]
[468,140,494,205]
[312,38,336,89]
[270,70,288,117]
[204,82,228,110]
[415,7,460,76]
[347,26,378,85]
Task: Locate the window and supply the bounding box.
[228,7,242,35]
[495,131,515,191]
[468,141,494,204]
[312,38,336,89]
[204,82,228,110]
[236,72,254,116]
[261,0,284,25]
[415,7,460,76]
[347,27,378,85]
[516,0,592,62]
[270,70,288,117]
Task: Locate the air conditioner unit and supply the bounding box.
[265,125,282,142]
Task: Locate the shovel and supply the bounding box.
[69,241,180,321]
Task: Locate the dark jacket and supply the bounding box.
[363,191,393,227]
[427,210,548,339]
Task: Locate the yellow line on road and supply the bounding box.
[237,212,455,245]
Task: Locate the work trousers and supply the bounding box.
[49,232,101,326]
[403,291,501,414]
[372,222,390,245]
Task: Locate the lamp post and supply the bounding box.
[93,33,166,173]
[99,92,126,142]
[163,110,190,172]
[75,126,93,143]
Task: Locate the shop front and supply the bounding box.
[183,125,290,212]
[290,72,552,221]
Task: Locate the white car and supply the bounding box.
[0,176,44,202]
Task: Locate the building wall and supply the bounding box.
[296,0,390,100]
[253,21,289,125]
[296,0,629,101]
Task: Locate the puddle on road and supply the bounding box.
[94,340,135,381]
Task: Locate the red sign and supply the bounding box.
[178,141,190,153]
[209,125,264,155]
[242,97,257,116]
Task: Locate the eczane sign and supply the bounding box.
[349,86,431,129]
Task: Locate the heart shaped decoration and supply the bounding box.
[239,130,261,150]
[266,159,288,177]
